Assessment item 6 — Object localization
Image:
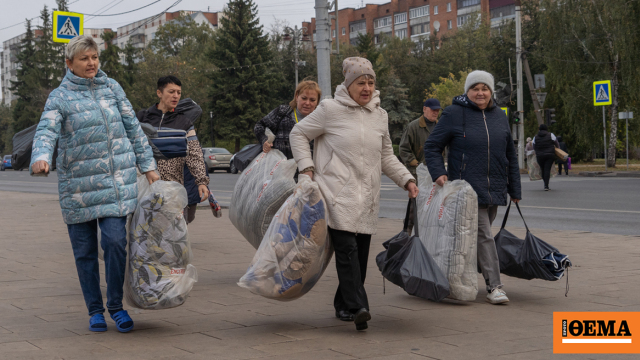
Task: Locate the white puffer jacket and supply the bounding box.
[290,84,414,235]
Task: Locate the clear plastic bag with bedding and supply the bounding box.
[229,129,297,249]
[416,164,479,301]
[238,174,333,300]
[124,175,197,309]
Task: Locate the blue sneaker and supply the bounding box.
[110,310,134,333]
[89,313,107,332]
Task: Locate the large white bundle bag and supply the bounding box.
[238,174,333,300]
[527,153,542,181]
[124,175,197,309]
[416,164,478,301]
[229,129,297,249]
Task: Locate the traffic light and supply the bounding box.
[545,108,556,126]
[513,111,521,123]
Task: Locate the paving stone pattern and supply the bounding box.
[0,191,639,360]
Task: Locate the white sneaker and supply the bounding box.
[486,289,509,304]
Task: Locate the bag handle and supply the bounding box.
[402,200,411,232]
[500,200,530,233]
[402,198,420,238]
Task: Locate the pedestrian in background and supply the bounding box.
[137,76,210,222]
[399,98,441,234]
[30,35,158,333]
[424,70,522,305]
[556,136,569,176]
[255,80,321,159]
[533,124,560,190]
[290,57,418,331]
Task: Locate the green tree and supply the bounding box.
[355,32,380,65]
[0,105,13,154]
[99,31,123,83]
[537,0,640,165]
[34,6,60,91]
[380,71,417,143]
[10,20,44,132]
[424,70,471,110]
[207,0,278,152]
[121,40,139,92]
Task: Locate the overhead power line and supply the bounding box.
[83,0,164,17]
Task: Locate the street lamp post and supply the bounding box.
[209,111,216,147]
[284,25,307,87]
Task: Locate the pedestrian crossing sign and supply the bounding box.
[593,80,612,106]
[500,107,508,117]
[53,11,84,43]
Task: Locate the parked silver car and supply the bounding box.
[203,147,233,173]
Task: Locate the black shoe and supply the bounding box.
[354,308,371,331]
[544,186,549,191]
[335,310,354,322]
[356,321,368,331]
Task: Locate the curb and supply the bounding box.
[578,171,640,178]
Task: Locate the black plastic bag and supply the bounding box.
[376,199,450,302]
[11,124,58,171]
[232,144,262,173]
[176,98,202,126]
[494,202,571,281]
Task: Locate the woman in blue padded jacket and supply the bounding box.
[30,35,158,333]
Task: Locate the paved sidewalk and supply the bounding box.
[1,191,639,360]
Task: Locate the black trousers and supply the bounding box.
[557,161,568,175]
[537,155,556,188]
[328,228,371,313]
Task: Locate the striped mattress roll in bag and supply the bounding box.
[124,176,198,310]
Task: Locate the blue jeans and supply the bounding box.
[67,216,128,316]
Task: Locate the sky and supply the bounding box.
[0,0,393,48]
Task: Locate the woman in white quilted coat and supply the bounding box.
[290,57,419,331]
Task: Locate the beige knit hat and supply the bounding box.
[342,57,376,88]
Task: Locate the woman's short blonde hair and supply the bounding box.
[66,35,100,61]
[290,80,322,109]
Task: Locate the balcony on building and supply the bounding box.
[490,3,516,28]
[349,20,367,45]
[409,5,430,42]
[373,16,392,45]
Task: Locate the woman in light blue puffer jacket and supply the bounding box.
[30,35,158,333]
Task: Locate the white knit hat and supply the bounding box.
[465,70,495,94]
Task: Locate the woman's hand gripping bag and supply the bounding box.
[238,174,333,300]
[124,176,198,309]
[416,164,479,301]
[229,129,297,249]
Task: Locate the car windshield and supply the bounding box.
[3,155,10,160]
[240,144,255,151]
[208,148,231,154]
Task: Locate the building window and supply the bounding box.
[457,0,481,8]
[457,14,473,27]
[490,5,516,19]
[350,21,366,33]
[395,29,407,39]
[447,20,452,29]
[342,27,346,35]
[409,5,429,19]
[374,16,392,29]
[434,6,438,15]
[411,23,430,36]
[394,13,407,25]
[447,3,452,12]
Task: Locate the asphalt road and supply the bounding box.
[1,169,638,236]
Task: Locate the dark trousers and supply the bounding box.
[184,205,197,224]
[557,161,568,175]
[537,155,556,188]
[67,216,128,316]
[328,228,371,313]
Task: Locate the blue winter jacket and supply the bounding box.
[30,70,156,224]
[424,95,521,206]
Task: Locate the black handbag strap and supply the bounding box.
[402,198,420,237]
[500,200,530,233]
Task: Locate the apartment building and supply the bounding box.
[114,10,219,59]
[302,0,515,48]
[1,28,110,105]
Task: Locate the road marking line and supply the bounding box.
[520,205,640,214]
